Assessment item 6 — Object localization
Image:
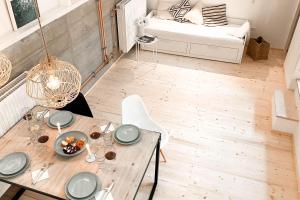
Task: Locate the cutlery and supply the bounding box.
[103,122,112,134]
[32,163,46,185]
[37,109,50,120]
[101,182,114,200]
[32,162,53,185]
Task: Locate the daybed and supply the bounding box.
[142,11,250,64]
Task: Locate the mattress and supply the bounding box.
[145,17,245,47]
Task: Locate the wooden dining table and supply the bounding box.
[0,110,161,200]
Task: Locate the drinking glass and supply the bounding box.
[29,118,44,144]
[36,128,49,156]
[22,107,33,131]
[103,145,117,173]
[95,148,106,171]
[89,125,102,154]
[103,131,113,147]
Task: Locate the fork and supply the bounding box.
[32,162,53,185]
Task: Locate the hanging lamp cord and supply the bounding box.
[33,0,51,63]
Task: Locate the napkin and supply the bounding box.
[95,190,114,200]
[31,169,49,183]
[100,124,115,132]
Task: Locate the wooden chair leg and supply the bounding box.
[160,150,167,162]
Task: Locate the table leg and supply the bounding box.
[137,42,140,65]
[155,42,158,63]
[149,135,161,200]
[11,187,26,200]
[136,42,139,64]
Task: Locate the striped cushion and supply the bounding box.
[202,4,228,27]
[169,0,192,23]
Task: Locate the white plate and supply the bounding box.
[47,116,75,129]
[0,154,30,179]
[0,152,27,175]
[65,175,101,200]
[49,111,73,126]
[115,125,140,143]
[113,131,142,146]
[67,172,98,199]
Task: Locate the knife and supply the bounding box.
[103,122,112,134]
[32,162,53,185]
[102,182,114,200]
[32,167,46,185]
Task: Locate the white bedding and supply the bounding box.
[145,16,246,47]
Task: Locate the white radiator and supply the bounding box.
[0,72,37,137]
[117,0,147,53]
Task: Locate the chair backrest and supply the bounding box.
[122,95,168,147]
[122,95,169,148]
[0,72,37,137]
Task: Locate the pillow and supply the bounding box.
[168,0,192,23]
[228,21,250,38]
[184,0,204,25]
[157,0,198,10]
[202,4,228,27]
[156,10,174,20]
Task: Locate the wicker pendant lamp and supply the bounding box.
[26,0,81,108]
[0,53,12,87]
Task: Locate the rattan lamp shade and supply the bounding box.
[26,0,82,109]
[26,57,81,108]
[0,53,12,87]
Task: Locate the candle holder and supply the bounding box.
[85,153,96,163]
[85,144,96,163]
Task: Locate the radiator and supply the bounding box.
[0,72,37,137]
[117,0,147,53]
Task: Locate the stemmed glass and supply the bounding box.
[89,125,102,154]
[36,127,49,156]
[22,107,35,142]
[102,126,117,173]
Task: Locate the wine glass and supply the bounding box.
[89,125,102,154]
[22,107,33,131]
[35,126,49,156]
[103,145,117,173]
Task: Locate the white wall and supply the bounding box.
[148,0,300,49]
[0,0,60,38]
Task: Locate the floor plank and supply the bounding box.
[86,49,299,200]
[19,49,299,199]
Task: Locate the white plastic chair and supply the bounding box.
[122,95,169,162]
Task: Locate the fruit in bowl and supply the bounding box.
[61,136,85,155]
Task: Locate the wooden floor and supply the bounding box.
[21,49,299,199]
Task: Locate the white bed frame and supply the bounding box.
[141,11,249,64]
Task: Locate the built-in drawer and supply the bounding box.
[157,39,188,54]
[190,43,239,61]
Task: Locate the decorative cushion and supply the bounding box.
[184,0,204,25]
[155,10,174,20]
[168,0,192,23]
[157,0,198,10]
[202,4,228,27]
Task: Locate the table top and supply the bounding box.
[0,111,160,200]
